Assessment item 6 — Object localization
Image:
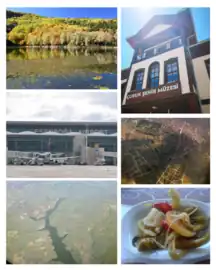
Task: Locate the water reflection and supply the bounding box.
[7,181,117,264]
[7,47,117,62]
[6,47,117,89]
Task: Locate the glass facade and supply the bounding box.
[7,135,74,155]
[7,135,117,155]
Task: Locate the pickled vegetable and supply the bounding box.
[191,215,207,223]
[166,211,196,237]
[137,220,156,237]
[161,220,171,231]
[175,232,210,249]
[142,208,165,227]
[192,223,207,231]
[168,189,180,209]
[137,238,161,251]
[183,207,197,215]
[133,188,209,261]
[153,202,172,213]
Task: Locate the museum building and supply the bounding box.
[121,8,210,113]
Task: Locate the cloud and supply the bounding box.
[88,92,117,109]
[6,92,117,122]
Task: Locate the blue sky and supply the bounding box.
[7,7,117,19]
[122,8,210,69]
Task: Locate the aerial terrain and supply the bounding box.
[121,119,210,184]
[7,181,117,264]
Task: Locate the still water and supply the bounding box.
[6,47,117,89]
[7,181,117,264]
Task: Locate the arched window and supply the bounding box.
[148,62,160,88]
[132,69,145,91]
[165,58,179,83]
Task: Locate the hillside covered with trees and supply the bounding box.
[6,10,117,47]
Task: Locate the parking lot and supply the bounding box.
[7,165,117,179]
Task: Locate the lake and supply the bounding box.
[7,181,117,264]
[6,47,117,89]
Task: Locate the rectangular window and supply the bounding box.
[205,59,210,78]
[154,48,157,55]
[165,59,179,83]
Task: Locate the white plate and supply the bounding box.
[122,199,210,264]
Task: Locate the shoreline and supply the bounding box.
[7,45,117,50]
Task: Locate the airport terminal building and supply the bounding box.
[121,8,210,113]
[7,121,117,165]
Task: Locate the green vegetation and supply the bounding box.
[7,10,117,47]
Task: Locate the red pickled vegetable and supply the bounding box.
[153,202,172,214]
[161,220,172,232]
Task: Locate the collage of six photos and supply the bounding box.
[6,6,210,265]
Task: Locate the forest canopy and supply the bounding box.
[6,10,117,47]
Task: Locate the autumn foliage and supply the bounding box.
[7,11,117,46]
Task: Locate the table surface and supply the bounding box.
[121,188,210,205]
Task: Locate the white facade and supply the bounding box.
[123,46,190,105]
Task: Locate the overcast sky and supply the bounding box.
[7,92,117,122]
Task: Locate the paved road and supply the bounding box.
[7,165,117,179]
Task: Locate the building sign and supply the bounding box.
[32,128,109,134]
[126,82,181,104]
